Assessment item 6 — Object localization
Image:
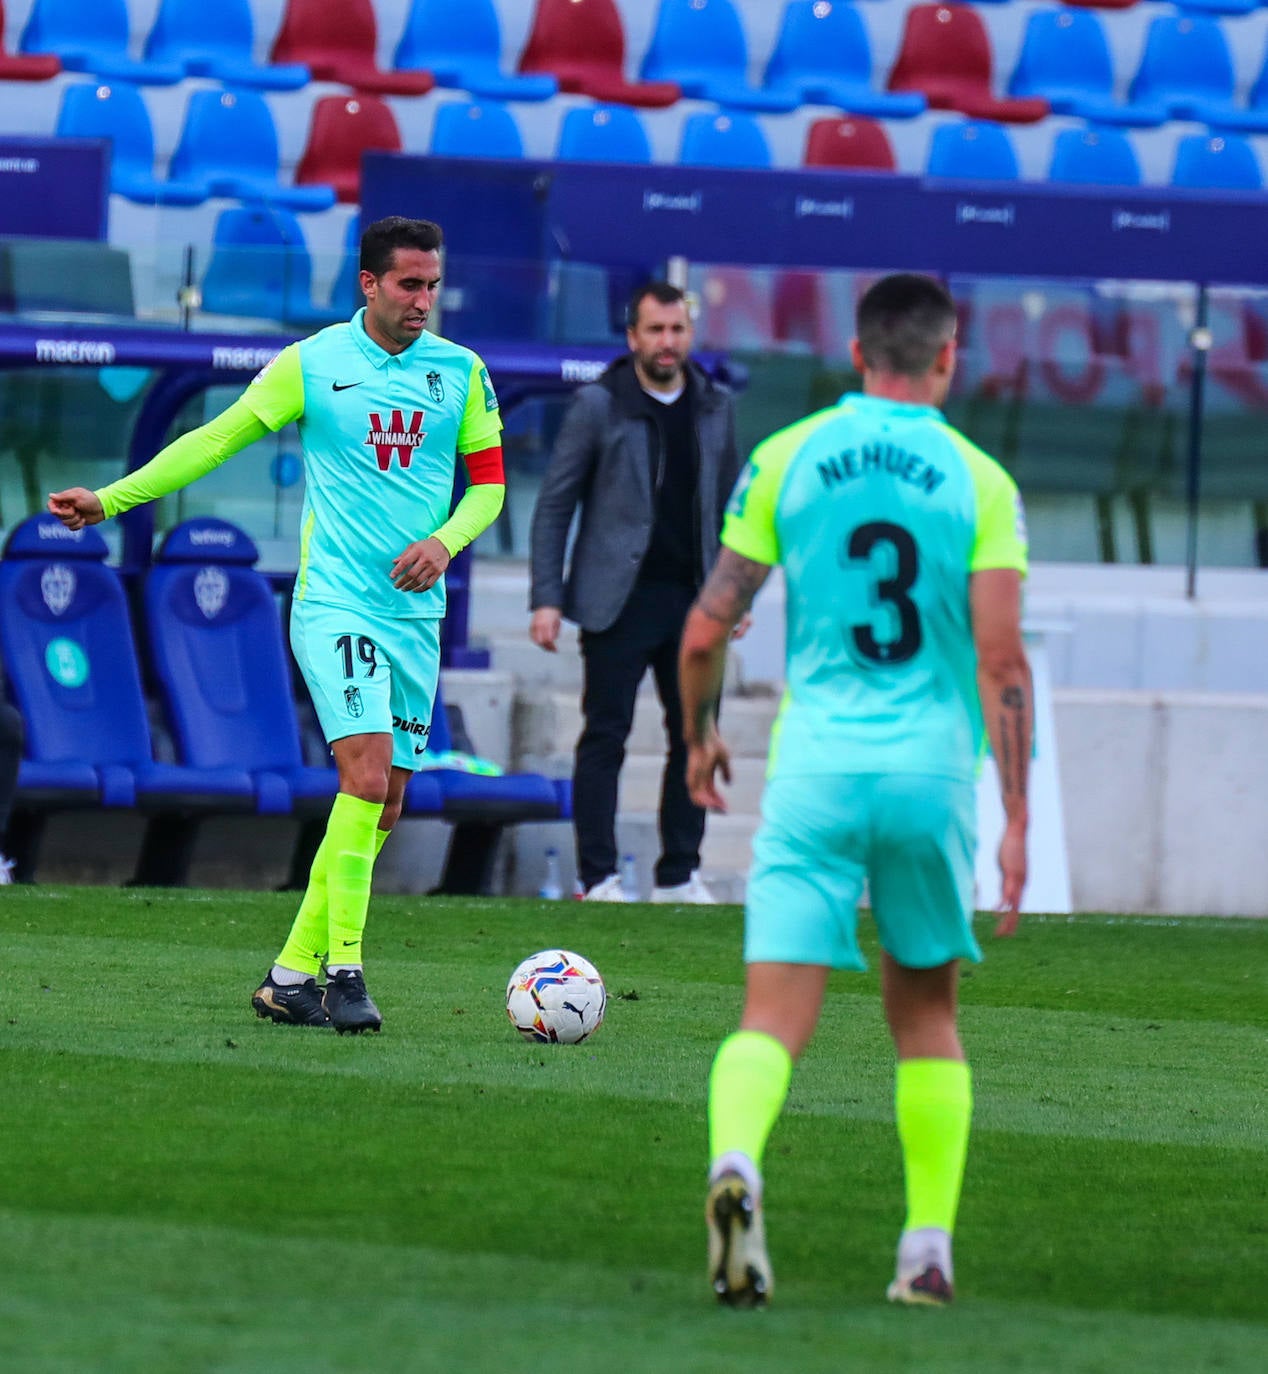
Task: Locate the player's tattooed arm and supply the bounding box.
[695,549,772,628]
[992,677,1033,814]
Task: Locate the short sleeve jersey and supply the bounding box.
[722,394,1027,782]
[242,308,502,620]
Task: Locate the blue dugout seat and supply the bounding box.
[431,100,525,159]
[200,206,340,329]
[763,0,925,119]
[144,0,310,91]
[56,80,208,206]
[556,105,651,163]
[397,0,557,102]
[21,0,183,84]
[169,89,337,211]
[0,514,262,884]
[641,0,798,112]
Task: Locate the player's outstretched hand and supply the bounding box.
[391,536,450,592]
[994,820,1027,937]
[47,488,104,530]
[686,732,732,813]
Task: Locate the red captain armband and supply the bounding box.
[461,446,505,485]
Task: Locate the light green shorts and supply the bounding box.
[290,599,441,772]
[744,772,981,971]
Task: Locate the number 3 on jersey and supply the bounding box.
[842,521,922,665]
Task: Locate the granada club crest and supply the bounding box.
[426,370,443,403]
[365,409,427,470]
[344,686,364,718]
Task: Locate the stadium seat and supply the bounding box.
[640,0,798,112]
[1047,127,1142,187]
[888,4,1049,124]
[200,206,340,328]
[2,237,135,316]
[329,212,362,316]
[1171,133,1263,191]
[0,513,263,884]
[404,678,565,895]
[519,0,680,108]
[295,95,402,204]
[1008,9,1167,128]
[20,0,184,85]
[270,0,434,95]
[1129,15,1268,134]
[679,112,772,169]
[0,0,59,78]
[763,0,925,119]
[926,120,1020,180]
[803,116,897,173]
[556,105,652,163]
[168,89,336,212]
[56,80,208,206]
[396,0,557,102]
[1174,0,1257,14]
[143,0,310,91]
[431,100,525,159]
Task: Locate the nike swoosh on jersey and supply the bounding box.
[331,381,363,391]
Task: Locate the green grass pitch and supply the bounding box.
[2,887,1265,1373]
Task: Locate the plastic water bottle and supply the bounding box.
[538,847,563,900]
[621,853,639,901]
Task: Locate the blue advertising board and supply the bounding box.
[0,137,109,242]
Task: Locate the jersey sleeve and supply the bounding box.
[941,428,1028,575]
[457,354,503,454]
[239,343,305,431]
[720,433,794,566]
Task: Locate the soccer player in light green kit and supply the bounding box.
[679,273,1032,1306]
[48,217,505,1034]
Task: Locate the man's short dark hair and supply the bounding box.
[856,273,957,378]
[627,281,687,329]
[360,216,444,278]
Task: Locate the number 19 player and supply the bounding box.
[48,216,505,1034]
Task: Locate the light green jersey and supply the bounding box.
[723,394,1027,781]
[243,309,502,619]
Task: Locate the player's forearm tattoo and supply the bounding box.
[996,681,1030,803]
[696,554,767,627]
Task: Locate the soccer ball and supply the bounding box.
[505,949,606,1045]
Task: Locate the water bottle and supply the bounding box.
[538,847,563,900]
[621,853,639,901]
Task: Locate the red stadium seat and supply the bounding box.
[270,0,434,95]
[0,0,59,78]
[518,0,680,108]
[295,94,402,204]
[888,4,1049,124]
[803,116,897,172]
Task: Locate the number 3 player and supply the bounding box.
[48,217,505,1035]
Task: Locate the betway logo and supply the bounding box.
[35,338,116,365]
[955,202,1016,227]
[38,523,85,541]
[365,410,426,470]
[189,529,236,546]
[1112,209,1170,234]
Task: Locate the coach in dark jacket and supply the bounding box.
[529,282,742,903]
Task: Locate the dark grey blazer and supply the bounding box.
[529,356,741,633]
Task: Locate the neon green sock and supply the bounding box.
[324,794,384,967]
[708,1030,793,1172]
[375,827,390,856]
[895,1058,973,1234]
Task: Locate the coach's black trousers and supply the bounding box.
[574,580,705,892]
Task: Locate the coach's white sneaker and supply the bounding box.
[582,874,632,902]
[652,871,717,904]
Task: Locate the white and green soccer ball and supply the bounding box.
[505,949,606,1045]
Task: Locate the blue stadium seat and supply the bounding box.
[762,0,925,119]
[329,212,362,316]
[396,0,557,101]
[143,518,340,818]
[1172,133,1263,191]
[641,0,799,112]
[0,513,262,883]
[557,105,652,163]
[1048,128,1141,187]
[1009,10,1168,128]
[56,80,208,206]
[1129,15,1268,132]
[168,89,337,211]
[926,120,1019,181]
[200,206,340,328]
[679,111,771,169]
[431,100,524,159]
[21,0,184,84]
[144,0,310,91]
